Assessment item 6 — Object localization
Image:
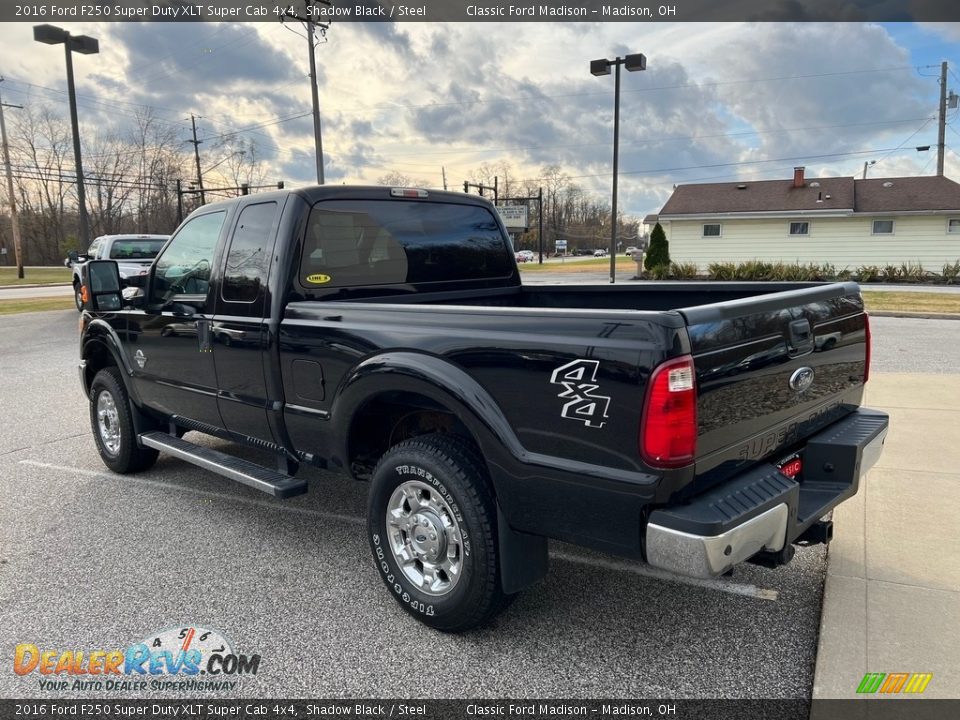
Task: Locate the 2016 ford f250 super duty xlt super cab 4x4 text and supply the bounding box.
[77,186,888,631]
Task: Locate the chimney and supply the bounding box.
[793,166,806,188]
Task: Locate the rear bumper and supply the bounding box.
[645,408,888,578]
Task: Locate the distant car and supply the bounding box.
[593,249,608,257]
[67,234,169,311]
[515,250,535,263]
[625,246,639,257]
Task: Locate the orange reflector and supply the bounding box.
[80,285,89,303]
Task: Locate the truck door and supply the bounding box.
[127,210,227,429]
[211,199,280,441]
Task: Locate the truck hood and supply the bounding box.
[115,260,152,278]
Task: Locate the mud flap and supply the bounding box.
[497,505,549,594]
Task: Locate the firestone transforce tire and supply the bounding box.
[89,367,159,474]
[367,433,509,632]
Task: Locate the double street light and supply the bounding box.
[33,24,99,248]
[591,53,646,283]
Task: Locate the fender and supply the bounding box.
[81,318,143,407]
[331,351,527,472]
[332,351,549,593]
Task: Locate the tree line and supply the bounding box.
[0,107,267,266]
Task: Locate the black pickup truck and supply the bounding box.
[78,186,888,631]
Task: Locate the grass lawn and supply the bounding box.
[0,266,72,286]
[0,297,75,315]
[518,256,637,273]
[861,291,960,315]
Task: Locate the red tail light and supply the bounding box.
[863,313,871,384]
[640,355,698,468]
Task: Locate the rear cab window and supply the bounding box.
[298,200,513,290]
[109,238,166,260]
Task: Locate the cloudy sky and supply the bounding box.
[0,17,958,219]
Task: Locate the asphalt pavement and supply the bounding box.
[0,311,950,700]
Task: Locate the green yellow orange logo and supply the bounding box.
[857,672,933,694]
[305,273,331,285]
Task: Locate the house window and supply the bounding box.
[872,219,895,235]
[789,221,809,236]
[948,218,960,234]
[702,223,722,237]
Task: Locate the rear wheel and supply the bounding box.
[89,367,158,473]
[367,434,509,632]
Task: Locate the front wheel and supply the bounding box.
[367,434,509,632]
[73,282,83,312]
[89,367,158,474]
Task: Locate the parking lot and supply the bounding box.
[0,310,955,699]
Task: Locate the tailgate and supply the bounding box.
[680,282,868,489]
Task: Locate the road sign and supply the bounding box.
[496,205,529,230]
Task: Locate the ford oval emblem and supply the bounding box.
[789,367,815,392]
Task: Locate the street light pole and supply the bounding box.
[34,24,99,249]
[591,53,646,284]
[610,60,621,285]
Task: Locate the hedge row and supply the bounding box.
[639,260,960,284]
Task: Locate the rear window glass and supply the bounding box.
[109,239,166,259]
[299,200,512,289]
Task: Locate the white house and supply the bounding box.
[656,168,960,270]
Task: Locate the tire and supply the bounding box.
[89,367,158,474]
[73,281,83,312]
[367,433,509,632]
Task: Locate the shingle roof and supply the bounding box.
[658,174,960,216]
[660,177,854,215]
[854,176,960,212]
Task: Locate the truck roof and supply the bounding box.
[194,185,496,211]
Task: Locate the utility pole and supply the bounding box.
[0,79,24,278]
[441,166,447,191]
[938,61,948,177]
[282,1,331,185]
[188,114,206,205]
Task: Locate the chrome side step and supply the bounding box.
[139,431,307,498]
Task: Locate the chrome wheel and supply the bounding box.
[96,391,121,456]
[386,480,463,597]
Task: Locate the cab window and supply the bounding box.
[151,212,225,305]
[222,202,277,302]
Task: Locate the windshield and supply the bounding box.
[109,239,166,260]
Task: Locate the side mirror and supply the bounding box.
[81,260,123,312]
[67,250,79,263]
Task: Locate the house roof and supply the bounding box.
[854,176,960,212]
[643,213,659,224]
[658,174,960,217]
[659,177,854,216]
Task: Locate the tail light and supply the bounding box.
[640,355,698,468]
[863,313,871,384]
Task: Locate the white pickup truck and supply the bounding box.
[66,234,168,310]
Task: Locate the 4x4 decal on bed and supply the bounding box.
[549,359,611,428]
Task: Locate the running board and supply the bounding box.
[139,431,307,498]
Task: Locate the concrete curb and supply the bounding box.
[0,282,71,290]
[868,311,960,320]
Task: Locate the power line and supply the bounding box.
[377,116,938,163]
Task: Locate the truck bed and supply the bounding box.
[282,280,868,506]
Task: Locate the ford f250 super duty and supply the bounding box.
[77,186,888,631]
[65,234,169,311]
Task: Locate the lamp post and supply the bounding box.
[33,24,99,248]
[591,53,646,283]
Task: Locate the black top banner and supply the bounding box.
[3,0,960,23]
